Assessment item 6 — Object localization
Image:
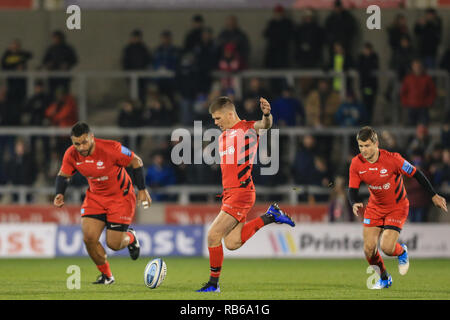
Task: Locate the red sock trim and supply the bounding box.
[241,217,265,244]
[366,250,386,274]
[127,231,135,245]
[392,243,404,256]
[96,261,112,278]
[208,244,224,278]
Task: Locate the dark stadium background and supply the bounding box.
[0,0,449,301]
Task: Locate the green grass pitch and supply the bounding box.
[0,257,449,300]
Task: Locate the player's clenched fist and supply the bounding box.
[137,189,152,209]
[260,97,271,115]
[352,203,364,216]
[54,194,65,208]
[432,194,448,213]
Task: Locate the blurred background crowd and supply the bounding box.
[0,0,449,223]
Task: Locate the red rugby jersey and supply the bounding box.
[219,120,258,190]
[60,138,135,196]
[349,149,417,211]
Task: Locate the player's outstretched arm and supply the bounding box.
[129,154,152,209]
[53,171,72,208]
[413,169,447,213]
[254,97,273,134]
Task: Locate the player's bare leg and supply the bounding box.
[380,229,409,275]
[106,230,132,251]
[82,217,107,265]
[224,203,295,250]
[82,217,115,284]
[106,228,140,260]
[363,226,392,289]
[197,211,238,292]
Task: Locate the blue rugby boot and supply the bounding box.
[265,203,295,227]
[398,244,409,275]
[370,273,393,289]
[196,282,221,293]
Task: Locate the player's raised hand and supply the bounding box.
[54,194,65,208]
[260,97,271,115]
[137,189,152,209]
[432,194,448,213]
[352,203,364,216]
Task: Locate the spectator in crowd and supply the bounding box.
[243,77,272,101]
[441,115,450,148]
[327,42,353,92]
[324,0,357,59]
[193,27,219,94]
[41,30,78,99]
[440,45,450,75]
[218,42,244,92]
[407,124,434,158]
[192,93,210,122]
[142,84,173,126]
[0,86,15,175]
[329,176,353,222]
[292,135,329,186]
[263,4,293,69]
[145,152,177,201]
[183,14,205,53]
[271,86,305,127]
[23,80,51,126]
[1,39,32,108]
[431,148,450,189]
[45,87,78,128]
[117,100,142,147]
[294,9,324,69]
[121,29,152,71]
[380,130,404,155]
[428,143,444,184]
[357,42,379,123]
[414,8,442,69]
[121,29,152,103]
[153,30,180,98]
[217,15,251,68]
[4,138,37,203]
[239,97,262,121]
[387,13,411,56]
[391,35,415,81]
[405,149,432,222]
[305,79,341,128]
[335,91,367,127]
[400,59,436,126]
[23,80,51,158]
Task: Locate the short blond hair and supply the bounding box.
[209,96,235,114]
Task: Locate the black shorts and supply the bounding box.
[82,214,129,232]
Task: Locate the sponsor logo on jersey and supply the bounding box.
[96,160,105,169]
[369,167,378,171]
[383,183,390,190]
[219,146,235,157]
[76,162,83,165]
[359,170,367,174]
[368,185,382,190]
[85,160,94,163]
[380,169,387,174]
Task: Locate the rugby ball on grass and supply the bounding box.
[144,258,167,289]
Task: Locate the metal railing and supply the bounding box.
[0,126,447,205]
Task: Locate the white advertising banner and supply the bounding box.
[0,224,57,258]
[205,223,450,258]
